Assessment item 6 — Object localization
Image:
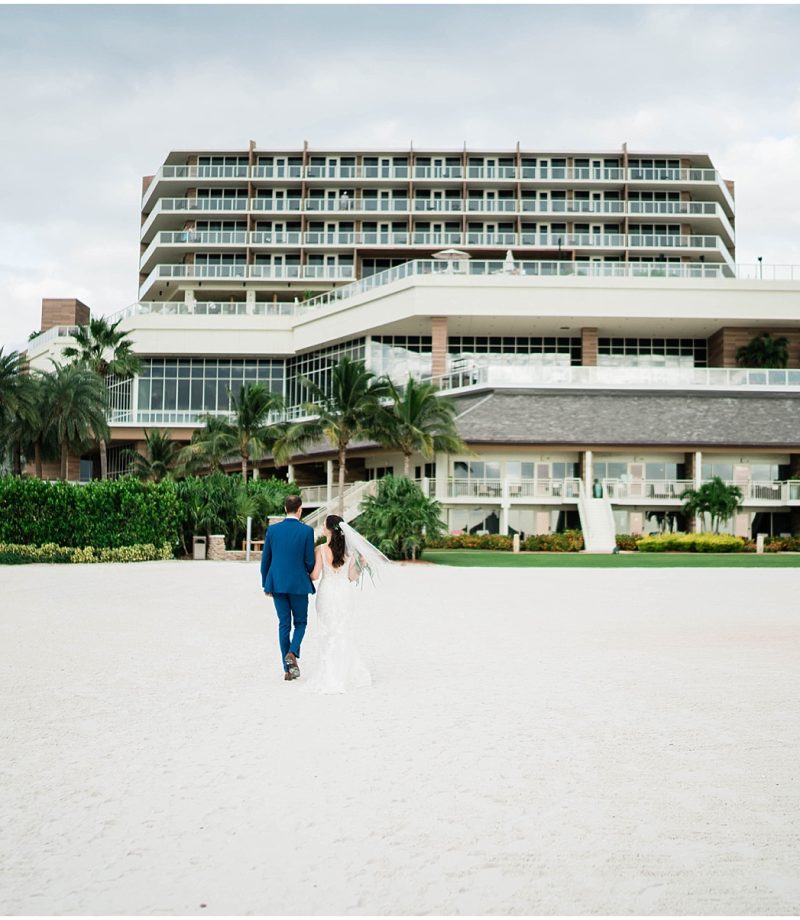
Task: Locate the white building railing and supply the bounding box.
[433,362,800,394]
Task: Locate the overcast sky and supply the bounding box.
[1,3,800,348]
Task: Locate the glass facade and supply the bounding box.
[284,339,366,412]
[137,358,283,416]
[598,337,707,367]
[369,335,432,382]
[449,336,581,366]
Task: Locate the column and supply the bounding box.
[693,450,702,533]
[500,476,510,536]
[285,463,293,483]
[431,316,448,381]
[581,327,598,367]
[583,449,593,492]
[434,451,448,502]
[326,459,334,501]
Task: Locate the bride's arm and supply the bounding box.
[347,553,362,582]
[310,545,324,582]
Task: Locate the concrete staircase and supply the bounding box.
[303,479,377,534]
[578,483,617,553]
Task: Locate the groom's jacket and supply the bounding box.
[260,517,316,595]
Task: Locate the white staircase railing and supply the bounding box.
[302,479,377,533]
[577,481,617,553]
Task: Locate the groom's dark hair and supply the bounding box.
[285,494,302,514]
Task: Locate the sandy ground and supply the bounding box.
[1,560,799,916]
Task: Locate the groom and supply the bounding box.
[260,494,316,682]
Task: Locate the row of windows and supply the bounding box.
[598,338,708,357]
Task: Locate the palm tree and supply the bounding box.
[2,372,53,477]
[374,376,467,479]
[680,476,743,533]
[0,348,30,474]
[227,382,286,480]
[123,429,181,482]
[179,414,235,474]
[279,356,390,515]
[736,332,790,369]
[42,363,109,480]
[63,317,141,479]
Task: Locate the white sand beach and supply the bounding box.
[1,560,799,915]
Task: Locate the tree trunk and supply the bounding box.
[60,440,68,481]
[100,438,108,480]
[241,455,248,481]
[337,444,347,517]
[12,442,22,476]
[34,442,42,479]
[403,452,412,479]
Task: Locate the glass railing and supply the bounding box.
[156,230,248,245]
[628,234,721,249]
[413,198,464,211]
[251,165,303,179]
[302,232,356,246]
[466,199,518,212]
[156,197,248,212]
[251,198,303,211]
[431,362,800,393]
[250,231,303,245]
[414,166,464,179]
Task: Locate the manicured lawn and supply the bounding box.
[422,550,800,567]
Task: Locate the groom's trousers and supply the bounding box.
[271,593,309,671]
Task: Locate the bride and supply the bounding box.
[302,514,388,694]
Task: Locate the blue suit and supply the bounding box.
[260,517,316,673]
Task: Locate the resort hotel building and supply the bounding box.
[24,142,800,542]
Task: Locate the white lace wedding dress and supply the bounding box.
[303,553,371,694]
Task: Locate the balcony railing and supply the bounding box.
[434,362,800,394]
[601,479,693,500]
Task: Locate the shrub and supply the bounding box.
[354,475,445,560]
[615,533,641,552]
[521,530,585,552]
[174,473,299,555]
[0,542,173,565]
[426,534,514,550]
[637,532,745,553]
[0,476,180,549]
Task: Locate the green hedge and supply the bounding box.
[0,542,174,565]
[0,476,181,549]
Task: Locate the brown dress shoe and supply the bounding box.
[285,652,301,679]
[284,671,294,681]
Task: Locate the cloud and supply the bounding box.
[1,4,800,346]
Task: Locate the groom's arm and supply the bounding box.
[304,526,315,573]
[260,529,272,592]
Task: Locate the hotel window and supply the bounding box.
[448,336,581,366]
[284,339,366,411]
[597,337,707,367]
[645,462,686,481]
[370,335,433,382]
[136,358,284,418]
[593,462,628,481]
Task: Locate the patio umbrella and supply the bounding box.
[432,248,471,261]
[503,249,516,273]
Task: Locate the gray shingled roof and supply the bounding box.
[451,390,800,448]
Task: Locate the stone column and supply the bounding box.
[208,534,226,560]
[581,327,599,367]
[431,316,448,381]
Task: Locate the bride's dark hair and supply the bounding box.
[325,514,346,568]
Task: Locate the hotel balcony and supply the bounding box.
[142,157,736,219]
[139,263,356,297]
[140,230,732,276]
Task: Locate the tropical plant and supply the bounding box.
[0,350,41,475]
[39,363,109,480]
[123,429,181,482]
[736,332,790,369]
[227,382,286,480]
[179,414,236,474]
[680,476,743,533]
[354,474,445,560]
[278,356,390,515]
[62,316,141,479]
[373,376,467,478]
[177,383,285,479]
